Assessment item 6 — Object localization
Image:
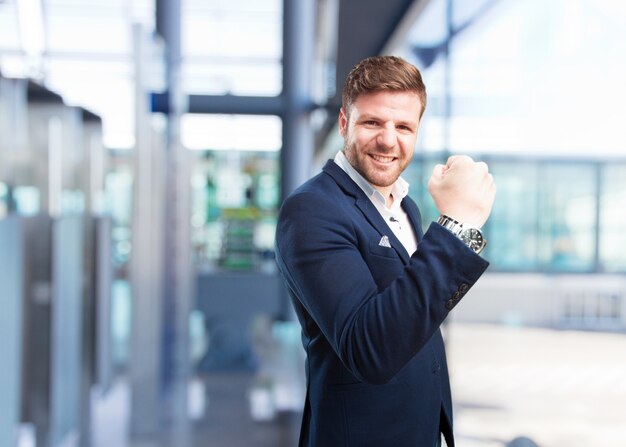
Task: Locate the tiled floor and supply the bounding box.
[193,371,300,447]
[91,323,626,447]
[447,323,626,447]
[91,372,300,447]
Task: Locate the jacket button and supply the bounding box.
[445,299,455,310]
[459,283,469,293]
[452,291,461,300]
[432,362,441,375]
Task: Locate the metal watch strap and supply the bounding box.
[436,215,463,237]
[436,215,486,254]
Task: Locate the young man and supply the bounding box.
[275,56,496,447]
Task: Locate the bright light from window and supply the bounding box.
[16,0,45,57]
[181,114,282,151]
[404,0,626,158]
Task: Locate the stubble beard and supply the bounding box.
[343,141,403,189]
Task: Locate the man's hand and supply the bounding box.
[427,155,496,228]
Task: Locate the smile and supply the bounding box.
[370,154,396,163]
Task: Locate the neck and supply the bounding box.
[386,194,394,208]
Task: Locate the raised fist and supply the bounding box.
[427,155,496,228]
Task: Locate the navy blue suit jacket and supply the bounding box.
[275,160,489,447]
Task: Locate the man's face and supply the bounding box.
[339,90,422,194]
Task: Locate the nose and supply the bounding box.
[377,126,396,149]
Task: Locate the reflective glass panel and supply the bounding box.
[487,161,540,270]
[599,164,626,272]
[538,164,597,272]
[182,0,282,96]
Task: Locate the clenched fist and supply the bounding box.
[427,155,496,228]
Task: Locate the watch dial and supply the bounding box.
[460,228,484,251]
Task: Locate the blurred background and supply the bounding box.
[1,0,625,446]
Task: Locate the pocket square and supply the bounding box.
[378,235,391,248]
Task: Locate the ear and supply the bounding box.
[338,107,348,138]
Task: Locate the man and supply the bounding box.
[275,56,496,447]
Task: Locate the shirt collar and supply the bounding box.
[333,151,410,209]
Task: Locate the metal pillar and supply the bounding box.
[0,217,23,447]
[277,0,317,323]
[50,216,85,446]
[280,0,316,201]
[130,24,163,440]
[157,0,193,445]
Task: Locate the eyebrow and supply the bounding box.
[358,113,418,126]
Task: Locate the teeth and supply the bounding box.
[371,154,394,163]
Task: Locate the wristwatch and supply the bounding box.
[436,215,487,255]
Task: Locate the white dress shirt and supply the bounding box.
[334,151,418,256]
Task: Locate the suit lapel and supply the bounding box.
[355,197,411,264]
[323,160,411,265]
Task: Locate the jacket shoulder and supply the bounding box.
[281,170,346,211]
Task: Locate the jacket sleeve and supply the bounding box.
[275,190,489,385]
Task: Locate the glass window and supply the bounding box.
[487,161,540,271]
[46,15,130,54]
[538,164,597,272]
[182,0,282,97]
[416,57,448,153]
[182,60,281,96]
[406,0,448,48]
[4,0,155,148]
[405,156,442,228]
[45,59,135,149]
[0,3,21,51]
[402,0,626,158]
[181,114,281,151]
[409,157,626,274]
[599,164,626,272]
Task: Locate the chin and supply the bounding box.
[369,177,397,188]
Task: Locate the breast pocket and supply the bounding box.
[368,241,398,259]
[367,241,404,290]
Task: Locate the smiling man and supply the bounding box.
[340,89,420,208]
[275,56,496,447]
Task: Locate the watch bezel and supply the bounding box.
[459,227,486,254]
[437,215,487,254]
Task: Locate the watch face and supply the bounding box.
[460,228,485,252]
